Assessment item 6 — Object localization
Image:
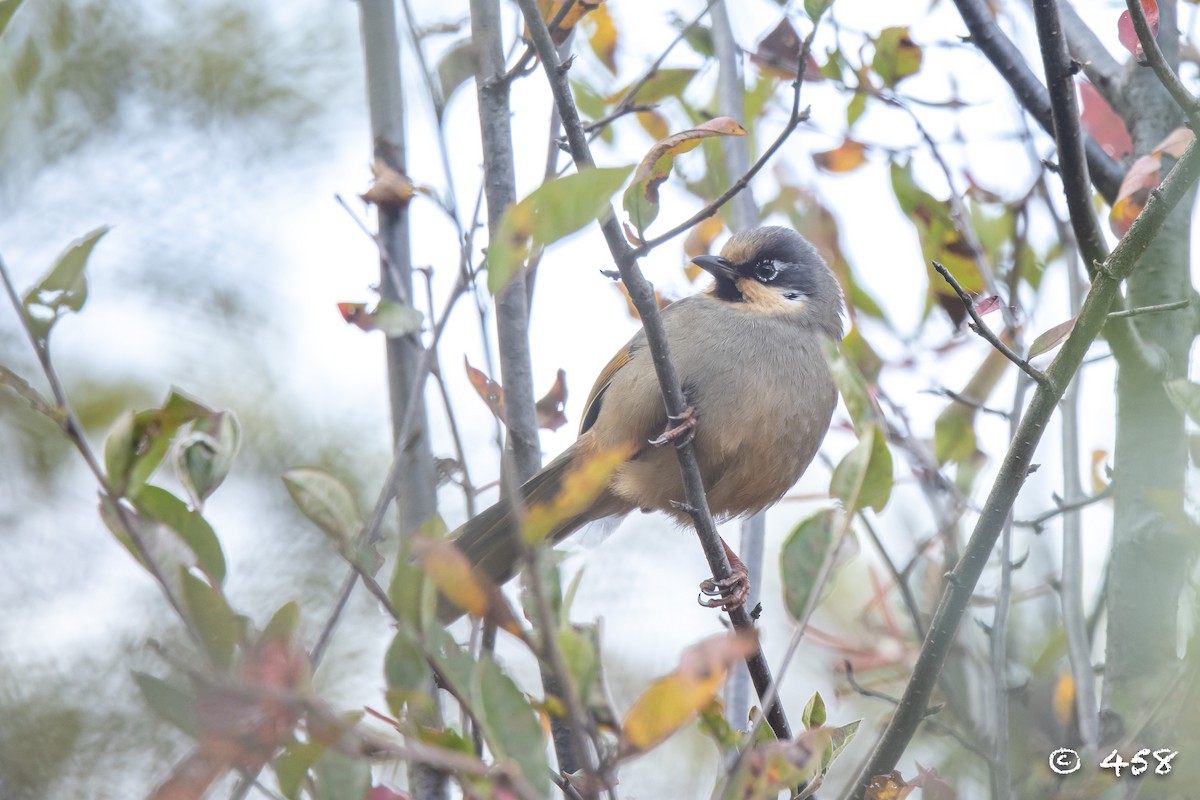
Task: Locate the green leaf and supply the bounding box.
[1027,316,1077,358]
[174,410,240,508]
[558,626,599,701]
[282,467,363,543]
[385,627,431,697]
[804,0,832,20]
[0,0,26,37]
[802,691,827,729]
[1165,379,1200,425]
[131,671,197,736]
[262,601,301,646]
[313,748,370,800]
[21,227,108,345]
[872,27,922,87]
[822,719,861,771]
[622,117,747,236]
[487,165,634,293]
[846,91,867,127]
[934,405,977,465]
[276,741,326,800]
[0,364,59,421]
[180,570,240,670]
[615,67,696,105]
[134,485,226,584]
[830,423,893,513]
[823,340,876,434]
[424,625,476,700]
[103,389,212,497]
[435,38,475,115]
[472,658,549,797]
[780,510,836,622]
[388,539,427,628]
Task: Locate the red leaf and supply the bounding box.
[1079,80,1132,159]
[536,369,569,431]
[464,357,506,423]
[975,296,1001,316]
[1118,0,1159,59]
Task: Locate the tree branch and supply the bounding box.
[951,0,1125,202]
[1052,0,1123,102]
[846,134,1200,800]
[514,0,798,741]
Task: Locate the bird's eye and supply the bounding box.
[753,260,779,282]
[783,292,801,300]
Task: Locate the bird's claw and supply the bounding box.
[649,406,697,448]
[698,570,750,611]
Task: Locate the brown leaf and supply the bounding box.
[536,0,603,45]
[536,369,568,431]
[1109,128,1194,235]
[613,281,671,320]
[464,357,506,423]
[360,162,416,208]
[751,17,823,81]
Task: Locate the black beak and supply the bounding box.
[690,254,739,281]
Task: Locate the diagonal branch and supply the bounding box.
[932,261,1050,387]
[1125,0,1200,126]
[513,0,811,742]
[845,135,1200,800]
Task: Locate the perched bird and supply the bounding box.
[443,226,843,621]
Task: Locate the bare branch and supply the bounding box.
[1052,1,1123,101]
[1107,299,1190,318]
[932,261,1051,387]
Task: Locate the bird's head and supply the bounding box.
[691,226,843,337]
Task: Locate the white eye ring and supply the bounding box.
[754,260,779,282]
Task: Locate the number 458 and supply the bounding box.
[1100,748,1177,777]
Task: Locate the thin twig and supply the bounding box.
[310,269,470,667]
[502,0,579,83]
[1108,299,1190,319]
[932,261,1051,387]
[922,387,1012,420]
[1013,485,1113,532]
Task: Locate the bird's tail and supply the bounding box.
[438,443,623,622]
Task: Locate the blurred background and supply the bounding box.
[1,0,1185,797]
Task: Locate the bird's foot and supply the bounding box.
[649,406,697,448]
[699,538,751,611]
[699,569,750,611]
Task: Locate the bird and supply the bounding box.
[441,226,843,622]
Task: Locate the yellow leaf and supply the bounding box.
[583,3,618,73]
[636,110,670,141]
[412,537,524,636]
[1052,673,1075,727]
[618,631,757,758]
[682,217,725,282]
[864,770,915,800]
[524,443,633,544]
